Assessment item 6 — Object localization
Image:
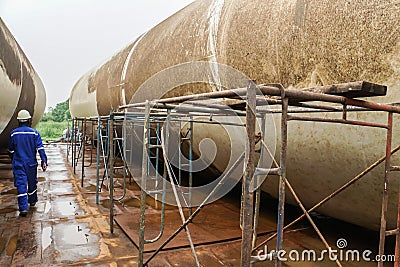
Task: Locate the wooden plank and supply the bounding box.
[301,81,387,98]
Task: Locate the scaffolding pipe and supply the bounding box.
[96,117,101,205]
[120,82,400,113]
[276,96,288,267]
[138,101,151,267]
[241,82,257,267]
[288,115,389,129]
[189,118,193,215]
[144,152,245,265]
[285,179,342,267]
[81,118,87,186]
[395,189,400,267]
[253,143,400,253]
[161,116,200,266]
[378,112,393,267]
[109,114,115,234]
[252,114,267,249]
[72,118,76,174]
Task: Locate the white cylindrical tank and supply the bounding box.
[69,0,400,230]
[0,18,46,147]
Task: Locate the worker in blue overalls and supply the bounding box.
[7,109,48,217]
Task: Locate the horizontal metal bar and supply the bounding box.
[120,82,400,114]
[386,229,399,236]
[149,145,162,149]
[171,119,246,127]
[390,166,400,172]
[113,166,125,170]
[254,167,281,176]
[262,106,371,114]
[147,190,164,194]
[288,115,388,129]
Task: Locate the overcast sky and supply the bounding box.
[0,0,193,110]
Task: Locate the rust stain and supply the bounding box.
[0,58,36,146]
[0,18,21,86]
[71,0,400,116]
[0,18,43,147]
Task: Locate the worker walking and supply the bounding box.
[7,109,47,217]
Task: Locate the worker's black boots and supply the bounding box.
[19,210,28,217]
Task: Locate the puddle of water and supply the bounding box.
[42,226,52,251]
[50,187,71,194]
[44,201,51,214]
[60,224,91,245]
[54,201,80,217]
[0,207,17,214]
[6,235,18,256]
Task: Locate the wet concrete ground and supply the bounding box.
[0,144,137,266]
[0,144,396,266]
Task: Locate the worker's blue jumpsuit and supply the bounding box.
[7,125,47,211]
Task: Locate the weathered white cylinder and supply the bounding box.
[0,18,46,147]
[69,0,400,230]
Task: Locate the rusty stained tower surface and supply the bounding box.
[70,0,400,116]
[0,17,46,147]
[70,0,400,230]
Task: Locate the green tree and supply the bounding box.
[44,100,71,122]
[37,100,71,141]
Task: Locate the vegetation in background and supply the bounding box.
[35,100,71,141]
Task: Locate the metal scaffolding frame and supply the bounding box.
[68,114,131,233]
[70,81,400,267]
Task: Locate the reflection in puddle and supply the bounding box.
[50,187,71,194]
[6,235,18,256]
[44,201,51,214]
[54,201,80,216]
[60,224,91,245]
[42,226,52,251]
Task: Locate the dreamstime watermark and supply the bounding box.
[123,61,277,207]
[253,238,395,263]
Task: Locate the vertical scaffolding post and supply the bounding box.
[276,95,289,267]
[378,112,393,267]
[81,118,87,186]
[395,189,400,267]
[67,118,71,162]
[178,119,182,185]
[154,121,161,207]
[138,101,151,267]
[241,82,256,267]
[252,114,266,248]
[189,117,194,215]
[109,114,115,234]
[96,117,101,205]
[73,118,77,174]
